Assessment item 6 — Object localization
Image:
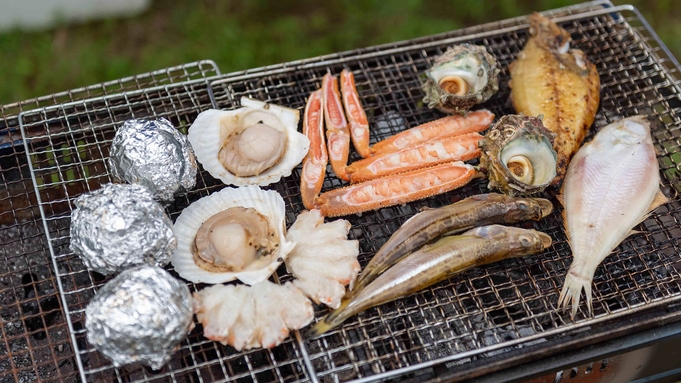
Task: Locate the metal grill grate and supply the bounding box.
[0,61,220,383]
[15,3,681,383]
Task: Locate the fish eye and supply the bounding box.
[519,235,532,247]
[517,201,528,210]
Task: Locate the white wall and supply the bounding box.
[0,0,151,31]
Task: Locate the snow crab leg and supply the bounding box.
[340,69,372,158]
[346,132,483,183]
[323,73,351,181]
[314,162,479,217]
[301,89,327,210]
[371,110,494,155]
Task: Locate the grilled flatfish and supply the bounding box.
[509,13,600,184]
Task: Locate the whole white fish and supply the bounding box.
[559,116,667,318]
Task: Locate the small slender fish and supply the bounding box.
[308,224,552,336]
[351,193,553,292]
[559,116,667,318]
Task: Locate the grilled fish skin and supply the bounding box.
[351,193,553,292]
[308,224,552,337]
[509,13,600,184]
[558,116,667,319]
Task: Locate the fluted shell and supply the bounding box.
[188,97,310,186]
[423,44,500,114]
[480,115,557,196]
[171,185,296,285]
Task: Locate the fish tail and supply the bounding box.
[558,270,594,319]
[350,275,368,293]
[305,299,353,338]
[305,316,337,338]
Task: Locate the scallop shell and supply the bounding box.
[172,185,296,284]
[188,98,310,186]
[422,44,500,114]
[479,115,558,196]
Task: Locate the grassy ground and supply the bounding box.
[0,0,679,105]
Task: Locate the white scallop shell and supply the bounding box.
[188,98,310,186]
[172,185,296,285]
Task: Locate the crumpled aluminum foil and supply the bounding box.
[86,265,194,369]
[108,118,197,201]
[69,183,176,275]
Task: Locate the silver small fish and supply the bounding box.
[308,224,552,336]
[351,193,553,292]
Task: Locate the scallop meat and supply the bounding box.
[188,98,310,186]
[172,185,296,285]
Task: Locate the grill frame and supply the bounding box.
[9,2,681,382]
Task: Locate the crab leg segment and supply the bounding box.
[346,132,483,183]
[371,110,494,155]
[323,74,351,181]
[340,69,372,158]
[301,89,327,210]
[314,162,478,217]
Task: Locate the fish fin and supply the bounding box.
[305,315,335,338]
[635,190,670,226]
[418,206,435,212]
[648,189,669,213]
[627,230,643,237]
[558,270,593,320]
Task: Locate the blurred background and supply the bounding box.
[0,0,678,105]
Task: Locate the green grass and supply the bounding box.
[0,0,679,105]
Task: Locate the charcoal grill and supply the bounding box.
[3,1,681,382]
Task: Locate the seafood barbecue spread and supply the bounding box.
[559,116,667,318]
[509,13,600,185]
[309,224,552,336]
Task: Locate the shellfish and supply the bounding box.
[172,185,296,285]
[193,280,314,350]
[422,44,500,114]
[480,115,558,196]
[285,209,360,309]
[188,98,310,186]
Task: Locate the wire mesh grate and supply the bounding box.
[0,61,219,383]
[14,3,681,383]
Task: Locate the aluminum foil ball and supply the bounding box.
[109,118,197,201]
[86,265,194,369]
[69,183,176,275]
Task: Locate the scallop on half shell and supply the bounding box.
[188,97,310,186]
[480,115,558,196]
[422,44,500,114]
[172,185,296,285]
